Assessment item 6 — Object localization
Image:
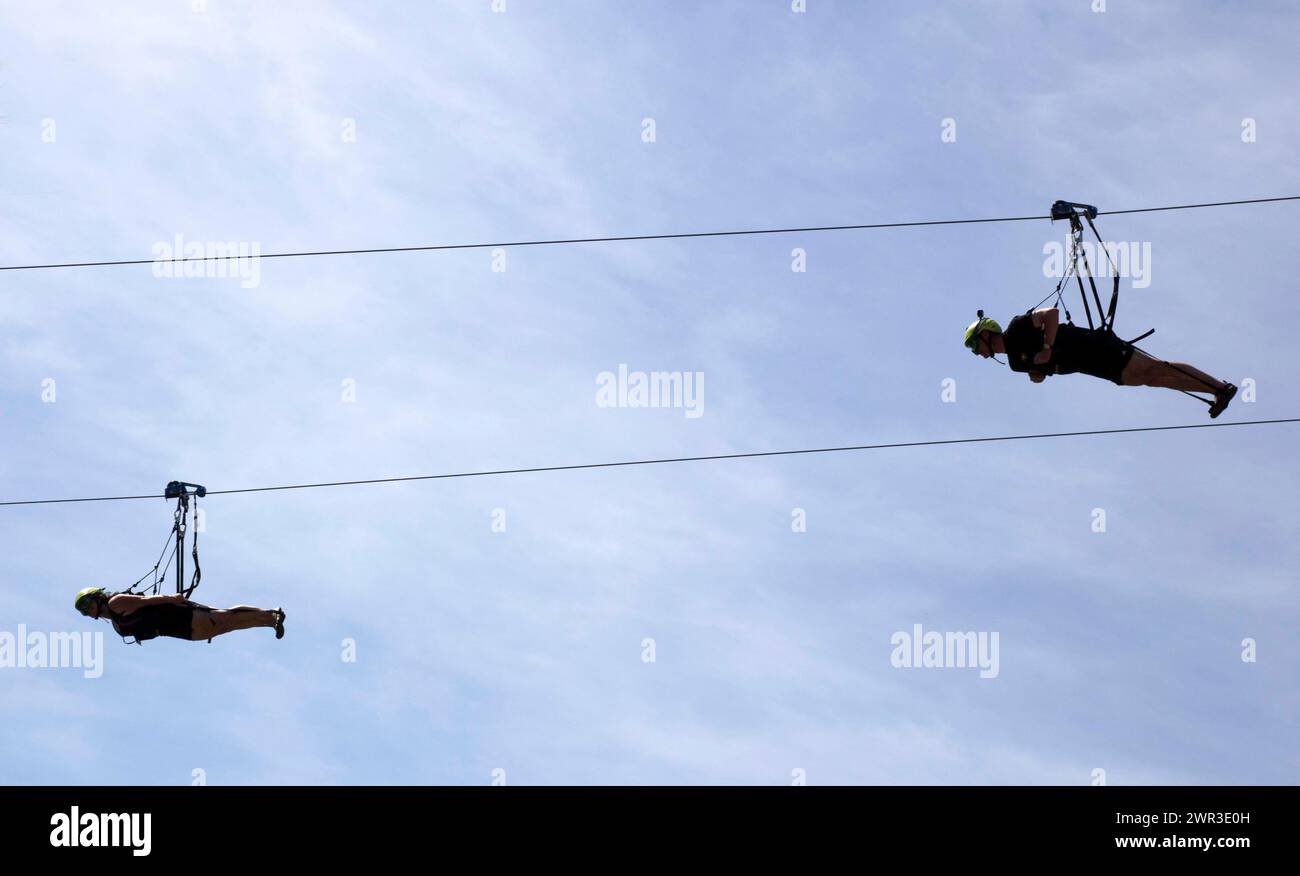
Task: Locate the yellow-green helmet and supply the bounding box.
[75,587,105,615]
[964,312,1002,353]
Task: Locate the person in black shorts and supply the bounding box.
[74,587,286,643]
[963,307,1238,418]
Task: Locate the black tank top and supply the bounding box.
[1003,311,1050,374]
[1003,312,1095,376]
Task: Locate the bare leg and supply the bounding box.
[191,607,279,640]
[1121,350,1225,393]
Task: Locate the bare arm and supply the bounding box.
[1030,307,1059,364]
[107,593,192,614]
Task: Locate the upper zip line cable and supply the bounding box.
[0,195,1297,273]
[2,416,1296,507]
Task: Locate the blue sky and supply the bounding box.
[1,0,1297,784]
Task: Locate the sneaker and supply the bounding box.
[1209,383,1237,419]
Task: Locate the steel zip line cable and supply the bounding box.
[1,416,1296,507]
[0,195,1296,273]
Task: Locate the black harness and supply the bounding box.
[113,480,209,645]
[1016,200,1223,405]
[125,481,206,601]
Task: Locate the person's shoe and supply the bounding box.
[1209,383,1237,419]
[274,608,286,640]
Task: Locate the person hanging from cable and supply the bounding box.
[963,309,1237,416]
[962,200,1238,418]
[74,587,285,643]
[71,479,285,644]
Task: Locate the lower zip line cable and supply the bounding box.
[1,416,1296,508]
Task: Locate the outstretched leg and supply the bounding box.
[1121,349,1237,418]
[191,606,279,640]
[1120,350,1226,393]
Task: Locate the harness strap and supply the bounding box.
[182,496,201,599]
[1071,215,1108,331]
[1083,214,1122,331]
[1074,271,1095,329]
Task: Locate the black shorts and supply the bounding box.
[1054,329,1135,385]
[135,604,197,641]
